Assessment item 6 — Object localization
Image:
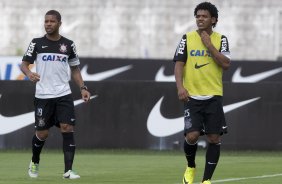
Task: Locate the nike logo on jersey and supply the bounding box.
[42,46,48,48]
[195,63,210,69]
[80,65,133,81]
[232,67,282,83]
[147,96,260,137]
[0,95,97,135]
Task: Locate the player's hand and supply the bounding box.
[81,89,91,102]
[27,72,40,82]
[200,31,212,48]
[177,87,190,102]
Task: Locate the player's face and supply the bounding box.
[44,15,61,35]
[195,10,216,31]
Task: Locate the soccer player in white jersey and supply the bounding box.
[20,10,91,179]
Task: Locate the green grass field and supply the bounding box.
[0,149,282,184]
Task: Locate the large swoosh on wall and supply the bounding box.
[147,97,260,137]
[0,95,97,135]
[155,66,175,82]
[232,67,282,83]
[81,65,133,81]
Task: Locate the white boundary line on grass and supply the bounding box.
[176,173,282,184]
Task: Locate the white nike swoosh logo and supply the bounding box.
[81,65,133,81]
[0,95,97,135]
[155,66,175,82]
[147,97,260,137]
[208,162,218,165]
[232,67,282,83]
[42,46,48,48]
[174,21,195,34]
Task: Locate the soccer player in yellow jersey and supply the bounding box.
[173,2,231,184]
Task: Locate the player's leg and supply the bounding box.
[202,96,226,183]
[29,130,49,178]
[29,98,54,178]
[61,124,80,179]
[31,130,49,163]
[202,134,221,183]
[184,132,200,167]
[183,132,199,184]
[56,94,80,179]
[183,99,203,184]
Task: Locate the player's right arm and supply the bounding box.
[20,39,40,82]
[175,61,189,102]
[20,61,40,82]
[173,34,189,102]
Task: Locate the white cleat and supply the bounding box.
[63,170,80,179]
[28,161,39,178]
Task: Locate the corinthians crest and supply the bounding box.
[38,117,46,127]
[59,44,67,53]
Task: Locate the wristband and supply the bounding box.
[80,85,88,91]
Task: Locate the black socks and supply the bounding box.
[31,134,45,164]
[62,132,76,173]
[183,140,198,168]
[203,143,221,181]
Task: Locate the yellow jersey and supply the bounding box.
[183,31,225,96]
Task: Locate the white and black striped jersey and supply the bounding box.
[22,35,80,99]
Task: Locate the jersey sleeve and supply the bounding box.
[22,39,37,64]
[68,42,80,66]
[172,34,187,63]
[220,35,231,59]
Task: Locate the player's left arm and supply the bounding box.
[69,41,91,102]
[200,31,231,70]
[70,65,91,102]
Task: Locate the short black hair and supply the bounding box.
[194,2,218,28]
[45,10,61,22]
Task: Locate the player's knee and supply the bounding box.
[60,123,74,132]
[207,134,221,144]
[185,132,200,144]
[36,130,49,140]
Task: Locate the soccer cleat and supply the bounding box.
[202,180,211,184]
[63,170,80,179]
[183,166,195,184]
[28,161,39,178]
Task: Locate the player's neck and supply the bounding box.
[197,29,213,35]
[46,33,61,41]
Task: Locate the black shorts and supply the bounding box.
[183,96,227,136]
[34,94,76,130]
